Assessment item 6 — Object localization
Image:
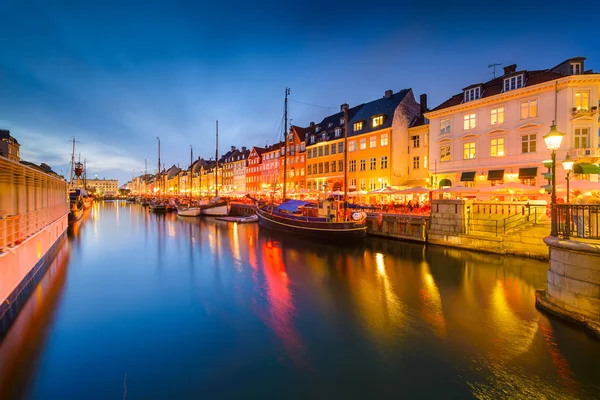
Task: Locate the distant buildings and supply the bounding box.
[0,130,20,162]
[87,177,119,195]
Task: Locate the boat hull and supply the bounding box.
[68,207,83,222]
[177,207,201,217]
[256,208,367,240]
[200,203,228,217]
[148,205,168,213]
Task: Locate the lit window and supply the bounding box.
[350,178,356,188]
[359,138,366,150]
[503,75,523,92]
[315,126,321,133]
[570,62,582,75]
[413,156,420,169]
[440,145,451,162]
[521,134,537,153]
[463,113,476,130]
[380,133,389,146]
[380,156,388,169]
[411,135,420,148]
[340,117,344,125]
[348,140,356,152]
[335,128,342,137]
[359,179,366,190]
[360,159,366,171]
[424,156,428,168]
[575,91,589,110]
[354,121,363,131]
[490,138,504,157]
[369,136,376,148]
[490,107,504,125]
[440,118,451,134]
[574,128,590,149]
[464,87,480,102]
[372,115,383,127]
[520,99,537,119]
[369,157,376,170]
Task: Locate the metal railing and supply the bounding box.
[555,204,600,240]
[468,204,544,236]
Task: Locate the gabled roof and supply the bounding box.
[409,115,429,128]
[431,57,594,112]
[348,89,410,137]
[290,125,310,142]
[306,104,363,145]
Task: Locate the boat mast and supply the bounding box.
[144,158,147,195]
[190,145,193,200]
[283,87,290,199]
[215,120,219,198]
[343,104,349,221]
[69,136,76,187]
[157,137,161,196]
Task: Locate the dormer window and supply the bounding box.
[464,87,481,102]
[310,136,315,144]
[570,62,582,75]
[354,121,363,131]
[328,123,333,128]
[288,134,294,142]
[334,127,341,137]
[503,74,523,92]
[340,117,344,125]
[372,115,384,127]
[315,126,321,133]
[321,132,326,140]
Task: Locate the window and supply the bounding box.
[313,163,317,174]
[331,144,336,154]
[574,128,590,148]
[300,155,304,162]
[369,179,377,191]
[411,135,420,148]
[380,133,389,146]
[315,126,321,133]
[440,145,451,162]
[369,157,376,170]
[413,156,420,170]
[318,147,323,157]
[490,138,504,157]
[288,134,294,142]
[372,116,384,127]
[312,148,317,158]
[463,142,476,159]
[575,91,589,110]
[359,138,366,150]
[322,133,326,141]
[463,113,476,130]
[331,161,336,172]
[349,140,356,152]
[440,118,451,134]
[338,160,343,172]
[503,75,524,92]
[490,107,504,125]
[424,155,428,168]
[380,156,388,169]
[307,151,311,159]
[368,136,376,148]
[335,128,342,137]
[359,179,366,190]
[318,163,323,174]
[340,117,344,125]
[324,145,329,156]
[520,99,537,119]
[354,121,363,131]
[349,178,356,188]
[464,87,480,102]
[324,162,329,173]
[360,159,366,171]
[570,62,582,75]
[338,142,344,153]
[521,134,537,153]
[349,160,356,172]
[300,168,304,176]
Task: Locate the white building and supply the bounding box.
[425,57,599,196]
[87,177,119,195]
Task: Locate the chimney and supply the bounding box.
[503,64,517,75]
[384,89,393,98]
[231,145,236,151]
[310,122,315,128]
[419,94,427,115]
[242,146,247,152]
[340,103,349,112]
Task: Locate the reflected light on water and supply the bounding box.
[419,262,446,338]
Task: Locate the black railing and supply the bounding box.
[555,204,600,240]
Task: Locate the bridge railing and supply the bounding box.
[555,204,600,240]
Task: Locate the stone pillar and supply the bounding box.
[536,236,600,336]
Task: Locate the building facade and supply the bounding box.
[87,177,119,195]
[261,142,284,191]
[232,147,250,193]
[283,126,308,192]
[0,130,20,162]
[246,146,266,194]
[425,58,600,192]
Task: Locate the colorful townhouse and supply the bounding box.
[283,126,310,192]
[425,57,600,191]
[246,146,266,194]
[232,147,250,193]
[261,142,284,191]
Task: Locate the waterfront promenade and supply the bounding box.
[0,201,599,399]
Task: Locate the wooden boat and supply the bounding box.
[255,199,367,240]
[68,189,85,222]
[177,205,201,217]
[215,215,258,223]
[200,198,229,216]
[149,201,168,213]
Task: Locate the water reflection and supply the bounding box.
[0,203,599,399]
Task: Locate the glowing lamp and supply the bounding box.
[561,153,574,173]
[543,123,564,151]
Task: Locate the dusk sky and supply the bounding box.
[1,0,598,184]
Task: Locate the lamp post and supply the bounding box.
[543,121,565,237]
[561,153,574,203]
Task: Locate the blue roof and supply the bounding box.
[348,89,410,137]
[275,200,313,212]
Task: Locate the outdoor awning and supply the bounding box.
[574,163,600,174]
[460,171,476,182]
[398,178,428,187]
[487,169,505,181]
[438,178,452,188]
[518,167,538,179]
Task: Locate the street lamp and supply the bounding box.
[543,121,565,236]
[561,153,574,203]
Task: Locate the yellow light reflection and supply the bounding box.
[419,262,447,339]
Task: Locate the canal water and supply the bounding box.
[1,202,599,399]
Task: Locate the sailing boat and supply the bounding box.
[68,138,86,223]
[254,89,367,240]
[149,137,168,213]
[200,120,229,216]
[178,145,201,217]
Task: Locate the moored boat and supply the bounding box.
[200,198,229,216]
[255,199,367,240]
[177,205,201,217]
[68,189,85,222]
[149,201,168,213]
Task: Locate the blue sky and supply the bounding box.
[0,0,597,184]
